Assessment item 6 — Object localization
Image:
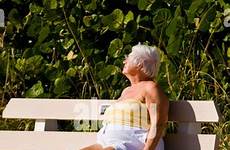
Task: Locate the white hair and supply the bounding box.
[128,44,160,78]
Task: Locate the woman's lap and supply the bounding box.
[97,124,164,150]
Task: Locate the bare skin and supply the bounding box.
[80,53,169,150]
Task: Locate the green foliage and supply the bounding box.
[0,0,229,148]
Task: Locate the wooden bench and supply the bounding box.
[0,98,220,150]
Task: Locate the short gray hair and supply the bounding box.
[128,44,160,78]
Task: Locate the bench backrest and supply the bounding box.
[3,98,220,122]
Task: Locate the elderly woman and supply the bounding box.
[81,44,169,150]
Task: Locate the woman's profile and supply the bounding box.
[80,43,169,150]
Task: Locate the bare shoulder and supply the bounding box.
[142,81,168,104]
[119,86,130,96]
[141,81,160,94]
[142,81,158,89]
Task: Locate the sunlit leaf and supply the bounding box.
[82,0,97,12]
[108,38,123,58]
[54,77,71,95]
[29,3,43,14]
[25,81,44,97]
[98,65,120,80]
[124,11,134,25]
[102,9,124,31]
[67,51,77,60]
[63,39,74,50]
[15,58,26,72]
[66,68,77,77]
[138,0,156,11]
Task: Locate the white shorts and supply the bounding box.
[97,124,164,150]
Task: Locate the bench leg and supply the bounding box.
[34,119,58,131]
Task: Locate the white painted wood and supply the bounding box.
[3,98,115,120]
[34,119,46,131]
[0,131,97,150]
[0,9,4,27]
[3,99,220,122]
[0,131,218,150]
[168,100,220,122]
[164,134,219,150]
[34,119,58,131]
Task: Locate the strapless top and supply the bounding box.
[103,99,151,129]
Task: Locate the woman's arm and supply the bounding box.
[143,82,169,150]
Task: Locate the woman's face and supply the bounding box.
[122,54,139,76]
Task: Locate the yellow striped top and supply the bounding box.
[103,99,150,129]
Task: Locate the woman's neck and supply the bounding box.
[128,74,152,86]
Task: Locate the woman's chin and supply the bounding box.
[122,69,127,75]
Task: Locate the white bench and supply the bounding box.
[0,98,220,150]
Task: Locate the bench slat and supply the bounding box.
[0,131,218,150]
[164,134,219,150]
[3,98,220,122]
[168,101,220,122]
[0,131,96,150]
[3,98,115,120]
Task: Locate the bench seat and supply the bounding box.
[0,131,218,150]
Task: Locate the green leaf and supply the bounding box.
[82,0,97,12]
[27,15,42,37]
[40,41,54,54]
[199,5,216,32]
[187,0,206,23]
[25,55,44,74]
[69,14,76,23]
[50,0,57,9]
[45,64,62,81]
[15,58,26,72]
[54,77,71,95]
[108,38,123,58]
[35,25,50,46]
[138,0,156,11]
[83,16,93,27]
[63,39,74,50]
[59,0,65,8]
[8,8,22,31]
[122,32,133,43]
[125,20,137,33]
[227,47,230,57]
[43,0,57,9]
[152,8,172,28]
[11,0,22,4]
[29,3,43,14]
[25,81,44,98]
[98,65,120,80]
[166,16,183,37]
[66,68,77,77]
[124,11,134,25]
[102,9,124,31]
[166,30,183,56]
